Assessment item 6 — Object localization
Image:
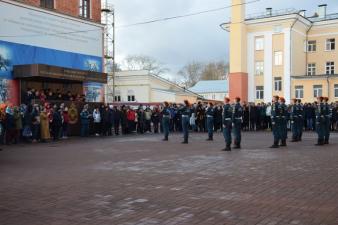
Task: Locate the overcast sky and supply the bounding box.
[109,0,338,77]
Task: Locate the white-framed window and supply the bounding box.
[307,40,317,52]
[114,96,121,102]
[326,38,335,51]
[274,77,282,91]
[335,84,338,98]
[326,62,335,75]
[127,90,135,102]
[256,86,264,100]
[307,63,316,76]
[313,85,323,98]
[79,0,91,18]
[255,61,264,76]
[274,51,283,66]
[295,85,304,99]
[255,37,264,51]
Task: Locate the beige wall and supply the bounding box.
[291,77,338,103]
[291,21,307,76]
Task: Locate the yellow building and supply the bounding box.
[221,1,338,103]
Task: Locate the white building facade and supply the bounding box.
[105,70,200,103]
[189,80,228,101]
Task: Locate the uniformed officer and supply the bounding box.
[290,98,299,142]
[279,97,288,147]
[270,95,281,148]
[297,99,304,141]
[315,97,326,146]
[222,97,233,151]
[162,101,171,141]
[181,100,192,144]
[232,97,243,149]
[206,102,215,141]
[323,97,332,144]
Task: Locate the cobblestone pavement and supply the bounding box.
[0,131,338,225]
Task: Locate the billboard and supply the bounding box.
[0,0,104,104]
[0,0,103,57]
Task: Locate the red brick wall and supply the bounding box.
[15,0,101,23]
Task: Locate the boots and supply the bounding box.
[280,140,287,147]
[206,137,213,141]
[315,139,324,146]
[270,141,279,148]
[324,139,329,145]
[162,136,168,141]
[182,138,188,144]
[222,144,231,151]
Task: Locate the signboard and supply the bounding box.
[13,64,107,83]
[0,0,103,57]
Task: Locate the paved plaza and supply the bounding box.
[0,132,338,225]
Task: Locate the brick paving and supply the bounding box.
[0,131,338,225]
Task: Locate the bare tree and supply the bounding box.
[177,61,203,88]
[123,55,168,76]
[201,61,229,81]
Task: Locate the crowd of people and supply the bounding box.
[23,88,86,105]
[0,95,337,151]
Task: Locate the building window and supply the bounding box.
[326,38,335,51]
[255,38,264,51]
[307,40,317,52]
[335,84,338,98]
[313,85,323,98]
[255,61,264,76]
[114,96,121,102]
[212,94,216,100]
[127,90,135,102]
[256,86,264,100]
[274,77,282,91]
[40,0,54,9]
[326,62,335,75]
[307,63,316,76]
[79,0,90,18]
[295,85,304,99]
[274,51,283,66]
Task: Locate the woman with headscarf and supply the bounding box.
[40,107,51,142]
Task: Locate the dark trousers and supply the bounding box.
[233,120,242,146]
[207,117,214,139]
[162,117,170,139]
[114,121,120,135]
[182,116,189,142]
[223,121,232,147]
[52,126,60,140]
[94,122,101,135]
[145,120,151,132]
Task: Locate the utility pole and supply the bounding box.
[101,0,115,103]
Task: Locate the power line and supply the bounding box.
[117,0,261,28]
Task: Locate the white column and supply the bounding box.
[264,32,273,103]
[284,28,291,104]
[247,33,255,102]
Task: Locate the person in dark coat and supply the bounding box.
[152,106,160,134]
[103,106,113,136]
[112,106,121,135]
[51,106,62,141]
[5,106,15,145]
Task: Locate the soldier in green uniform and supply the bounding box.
[270,96,281,148]
[181,100,192,144]
[323,97,332,144]
[290,98,299,142]
[206,102,215,141]
[315,97,326,146]
[279,97,288,147]
[232,97,243,149]
[297,99,304,141]
[162,101,171,141]
[222,97,233,151]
